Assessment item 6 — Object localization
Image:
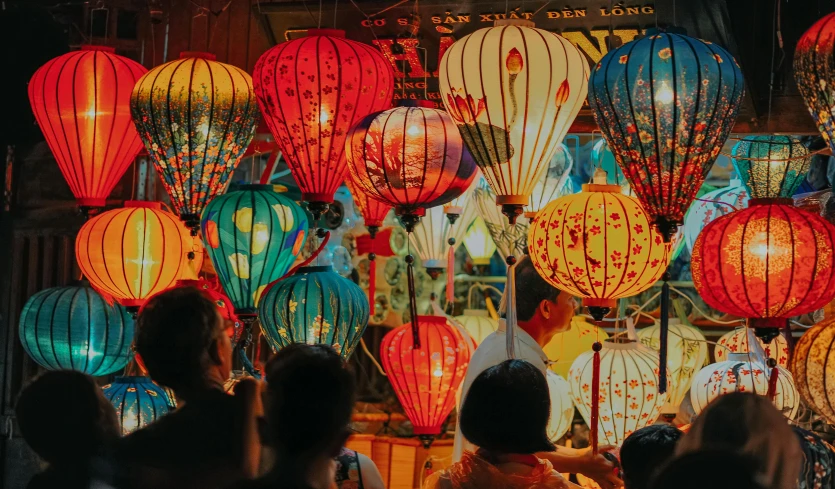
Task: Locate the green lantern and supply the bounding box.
[258,266,369,358]
[731,135,812,198]
[201,184,308,318]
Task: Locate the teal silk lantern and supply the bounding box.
[201,184,308,318]
[102,376,174,435]
[258,266,369,358]
[20,285,133,376]
[731,135,812,198]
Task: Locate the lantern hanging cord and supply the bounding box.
[301,0,318,25]
[694,197,738,213]
[318,0,323,28]
[668,285,745,325]
[532,1,551,17]
[279,231,331,280]
[347,0,380,41]
[360,338,387,376]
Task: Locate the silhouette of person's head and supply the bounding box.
[16,370,119,467]
[136,286,232,397]
[460,359,555,455]
[620,424,683,489]
[649,450,767,489]
[261,344,355,464]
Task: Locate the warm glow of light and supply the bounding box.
[655,81,674,104]
[406,124,421,136]
[320,107,330,124]
[463,217,496,265]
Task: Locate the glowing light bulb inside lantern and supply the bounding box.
[407,124,422,137]
[252,223,270,255]
[319,107,330,125]
[433,367,444,377]
[655,81,674,105]
[197,121,210,138]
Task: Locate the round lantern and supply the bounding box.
[75,201,194,310]
[683,179,749,253]
[715,327,790,368]
[453,309,498,345]
[544,316,610,379]
[569,340,668,447]
[409,205,473,279]
[546,370,574,442]
[790,318,835,425]
[173,279,242,344]
[439,20,589,223]
[19,284,133,376]
[691,200,835,339]
[795,13,835,150]
[258,266,369,358]
[638,319,708,418]
[463,217,497,266]
[588,32,745,240]
[474,183,528,259]
[28,46,147,212]
[526,143,574,220]
[690,354,799,420]
[529,172,671,320]
[131,52,259,230]
[345,101,477,231]
[381,315,470,444]
[253,29,395,219]
[730,136,812,199]
[102,376,174,435]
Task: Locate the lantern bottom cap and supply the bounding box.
[302,193,335,204]
[584,298,617,308]
[77,197,106,207]
[412,426,441,436]
[495,195,528,206]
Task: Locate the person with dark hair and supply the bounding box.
[426,360,578,489]
[17,370,121,489]
[619,425,682,489]
[116,286,261,489]
[649,450,767,489]
[452,256,620,489]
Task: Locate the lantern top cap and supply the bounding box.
[180,51,217,60]
[81,45,116,53]
[493,19,535,27]
[397,100,435,109]
[307,28,346,38]
[602,339,640,350]
[236,184,277,192]
[124,200,163,210]
[461,309,490,317]
[295,265,334,274]
[748,197,794,207]
[581,183,622,193]
[408,315,450,326]
[113,376,153,383]
[726,353,755,363]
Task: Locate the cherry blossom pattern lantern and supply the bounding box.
[381,315,470,446]
[75,201,194,311]
[345,179,391,314]
[790,318,835,425]
[102,376,174,435]
[569,341,667,447]
[683,179,749,253]
[526,143,574,221]
[544,316,610,379]
[439,20,589,223]
[173,279,242,344]
[638,319,708,419]
[131,52,259,231]
[690,353,799,420]
[463,217,497,266]
[715,327,790,368]
[28,46,147,214]
[200,184,308,319]
[253,29,395,220]
[588,31,745,241]
[730,135,812,198]
[691,200,835,342]
[795,14,835,151]
[474,182,528,259]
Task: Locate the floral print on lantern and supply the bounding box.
[795,14,835,154]
[730,135,812,199]
[715,328,790,368]
[790,318,835,427]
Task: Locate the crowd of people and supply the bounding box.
[14,256,835,489]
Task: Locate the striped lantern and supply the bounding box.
[790,318,835,426]
[715,327,790,368]
[102,376,174,435]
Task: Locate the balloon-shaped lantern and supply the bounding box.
[730,135,812,198]
[173,279,242,344]
[439,20,589,223]
[683,179,749,253]
[75,201,195,311]
[588,31,745,240]
[473,183,528,259]
[715,327,790,368]
[200,184,308,319]
[691,200,835,341]
[526,143,573,220]
[131,52,259,230]
[253,29,395,219]
[795,13,835,151]
[258,266,369,359]
[381,315,470,446]
[20,284,133,376]
[463,217,497,266]
[102,376,174,435]
[790,318,835,425]
[28,46,147,213]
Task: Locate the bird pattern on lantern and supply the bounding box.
[790,318,835,426]
[201,184,308,318]
[715,328,790,368]
[439,20,589,223]
[28,46,147,211]
[131,52,259,229]
[253,29,395,219]
[795,13,835,152]
[588,32,745,240]
[103,376,174,435]
[20,284,134,376]
[683,179,749,253]
[730,135,812,199]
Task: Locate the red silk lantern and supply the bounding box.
[253,29,395,219]
[691,199,835,341]
[28,46,147,212]
[173,279,242,344]
[795,13,835,151]
[381,315,470,445]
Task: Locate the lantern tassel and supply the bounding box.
[658,272,670,395]
[767,359,779,401]
[591,341,602,455]
[369,257,377,316]
[446,245,455,308]
[505,256,517,359]
[407,254,420,349]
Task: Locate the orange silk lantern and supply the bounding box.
[28,46,147,213]
[381,315,470,446]
[253,29,395,220]
[75,201,194,310]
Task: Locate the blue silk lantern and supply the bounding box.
[258,266,369,359]
[102,376,174,435]
[201,184,308,318]
[19,284,133,376]
[588,31,745,241]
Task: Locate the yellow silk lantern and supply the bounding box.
[463,217,497,265]
[790,318,835,425]
[544,316,609,378]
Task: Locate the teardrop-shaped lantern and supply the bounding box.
[463,217,497,266]
[439,20,589,223]
[102,376,174,435]
[715,327,789,368]
[730,135,812,198]
[20,284,134,375]
[795,14,835,150]
[257,266,369,358]
[683,179,749,253]
[200,184,308,318]
[131,52,259,230]
[473,182,528,259]
[526,143,573,220]
[253,29,395,220]
[588,32,745,240]
[28,46,147,212]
